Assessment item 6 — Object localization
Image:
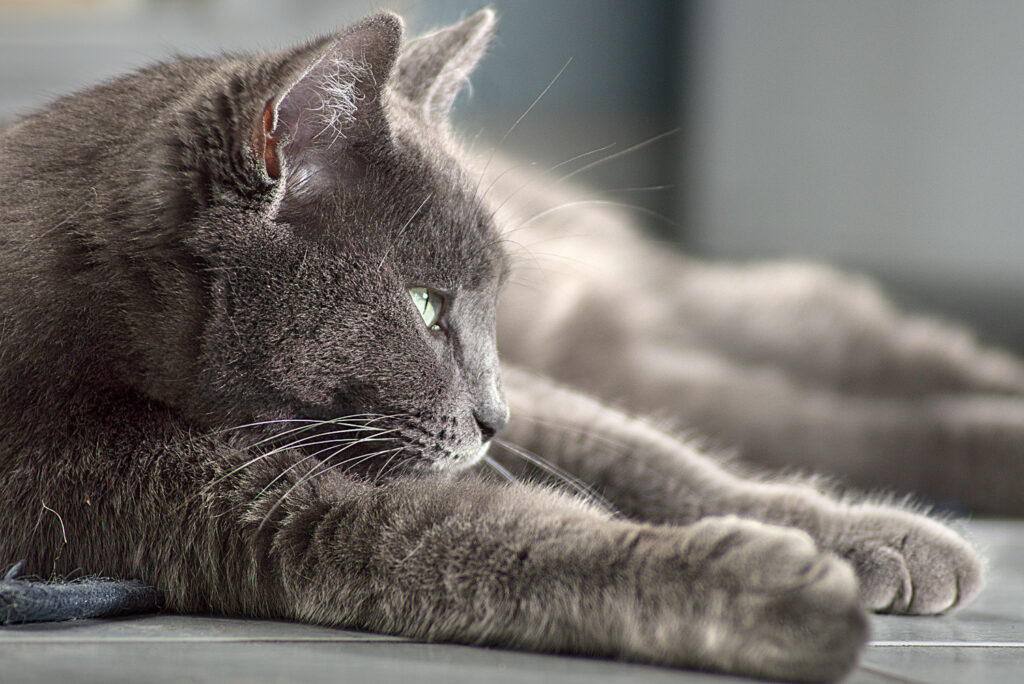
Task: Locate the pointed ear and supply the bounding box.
[249,11,403,183]
[394,8,496,121]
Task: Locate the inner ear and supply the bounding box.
[257,100,282,180]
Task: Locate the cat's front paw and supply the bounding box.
[675,517,868,683]
[836,506,983,614]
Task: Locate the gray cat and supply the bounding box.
[0,9,987,684]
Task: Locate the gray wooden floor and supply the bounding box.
[1,520,1020,684]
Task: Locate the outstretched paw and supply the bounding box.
[836,506,983,614]
[678,517,868,683]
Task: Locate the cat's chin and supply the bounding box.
[424,441,491,475]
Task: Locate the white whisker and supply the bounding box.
[494,439,620,518]
[481,454,519,486]
[378,194,433,271]
[478,58,572,186]
[510,199,681,234]
[558,128,679,183]
[546,143,616,174]
[258,445,407,530]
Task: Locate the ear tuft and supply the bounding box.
[395,8,497,120]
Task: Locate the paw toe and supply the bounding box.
[841,511,984,615]
[903,530,984,614]
[848,542,912,612]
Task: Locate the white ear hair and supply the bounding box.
[309,57,372,146]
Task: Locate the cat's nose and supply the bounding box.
[474,407,508,443]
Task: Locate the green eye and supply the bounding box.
[408,287,444,331]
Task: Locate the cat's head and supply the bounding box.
[127,10,508,472]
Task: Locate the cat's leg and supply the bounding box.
[609,341,1024,516]
[657,261,1024,397]
[261,476,867,682]
[495,364,985,615]
[2,436,865,683]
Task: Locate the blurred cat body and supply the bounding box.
[491,163,1024,514]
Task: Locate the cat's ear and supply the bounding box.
[394,8,496,121]
[250,11,403,182]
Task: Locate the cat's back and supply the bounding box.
[2,56,218,152]
[0,54,243,410]
[0,55,231,227]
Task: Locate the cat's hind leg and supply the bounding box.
[659,260,1024,398]
[500,228,1024,400]
[505,326,1024,516]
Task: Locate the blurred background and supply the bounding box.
[2,0,1022,352]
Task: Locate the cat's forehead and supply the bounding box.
[377,133,509,288]
[278,120,508,289]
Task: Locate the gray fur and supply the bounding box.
[0,9,989,683]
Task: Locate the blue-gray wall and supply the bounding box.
[683,0,1024,350]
